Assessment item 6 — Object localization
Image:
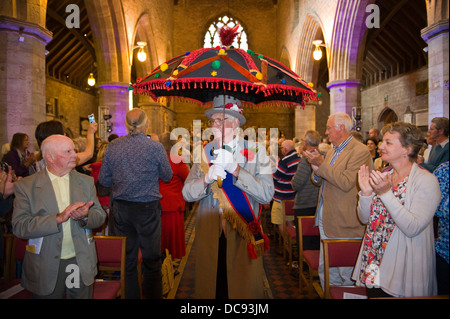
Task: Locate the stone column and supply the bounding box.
[97,82,130,137]
[139,101,176,135]
[326,79,361,116]
[295,103,316,140]
[421,19,449,121]
[0,16,52,148]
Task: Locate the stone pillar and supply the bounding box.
[326,79,361,116]
[98,82,130,137]
[295,103,316,140]
[139,102,163,134]
[139,101,176,135]
[421,19,449,121]
[0,16,52,148]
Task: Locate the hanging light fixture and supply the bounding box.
[134,41,147,62]
[312,40,325,61]
[87,72,96,86]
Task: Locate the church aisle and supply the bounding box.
[168,204,320,299]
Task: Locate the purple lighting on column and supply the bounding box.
[326,81,361,89]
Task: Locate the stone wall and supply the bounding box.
[360,66,429,138]
[45,77,97,139]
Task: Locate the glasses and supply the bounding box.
[207,117,230,126]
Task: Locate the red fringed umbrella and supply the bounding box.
[132,25,317,108]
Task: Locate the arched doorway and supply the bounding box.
[378,107,398,128]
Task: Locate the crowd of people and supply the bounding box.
[0,107,448,299]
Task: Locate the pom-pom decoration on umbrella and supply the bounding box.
[132,24,317,108]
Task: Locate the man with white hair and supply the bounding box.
[12,135,106,298]
[303,112,373,289]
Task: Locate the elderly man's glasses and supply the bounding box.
[207,118,230,126]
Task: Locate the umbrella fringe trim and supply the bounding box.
[133,78,317,100]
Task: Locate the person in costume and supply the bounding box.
[182,95,274,299]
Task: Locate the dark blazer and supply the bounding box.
[12,169,106,296]
[4,149,30,178]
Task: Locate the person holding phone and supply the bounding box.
[33,119,98,173]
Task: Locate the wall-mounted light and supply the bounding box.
[19,27,25,42]
[87,72,96,86]
[312,40,326,61]
[133,41,147,62]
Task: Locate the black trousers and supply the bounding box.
[216,232,228,299]
[436,253,449,295]
[113,199,162,299]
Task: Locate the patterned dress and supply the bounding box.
[433,161,449,264]
[359,172,408,286]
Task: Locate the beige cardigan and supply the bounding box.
[352,163,441,297]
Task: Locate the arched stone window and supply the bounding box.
[203,16,248,50]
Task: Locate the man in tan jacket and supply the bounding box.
[304,112,373,288]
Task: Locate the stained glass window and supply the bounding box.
[203,16,248,50]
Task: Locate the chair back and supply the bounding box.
[282,200,295,216]
[322,239,363,299]
[94,236,126,298]
[298,216,319,237]
[324,239,362,267]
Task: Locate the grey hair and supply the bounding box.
[330,112,353,132]
[125,109,148,136]
[303,130,321,147]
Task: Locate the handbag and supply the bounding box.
[161,249,174,296]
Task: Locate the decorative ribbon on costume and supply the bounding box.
[201,141,269,259]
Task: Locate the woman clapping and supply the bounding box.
[353,122,441,298]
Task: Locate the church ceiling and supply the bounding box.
[362,0,428,87]
[45,0,95,91]
[43,0,428,92]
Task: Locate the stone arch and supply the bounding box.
[378,107,398,127]
[328,0,374,82]
[279,46,291,70]
[294,13,328,139]
[131,12,159,78]
[295,13,324,81]
[85,0,130,84]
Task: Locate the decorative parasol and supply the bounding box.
[132,25,317,108]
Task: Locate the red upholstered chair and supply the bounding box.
[322,239,367,299]
[0,236,31,299]
[281,200,297,267]
[93,236,126,299]
[2,233,14,281]
[297,216,323,298]
[9,236,27,280]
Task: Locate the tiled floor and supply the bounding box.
[169,207,320,299]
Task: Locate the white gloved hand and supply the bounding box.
[211,148,238,173]
[204,164,227,185]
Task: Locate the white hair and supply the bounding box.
[330,112,353,132]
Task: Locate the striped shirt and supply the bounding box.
[273,150,301,201]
